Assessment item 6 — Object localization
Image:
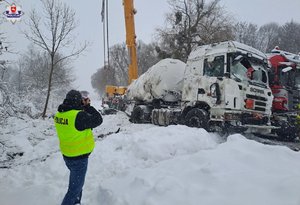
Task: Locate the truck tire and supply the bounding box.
[151,109,159,125]
[131,106,144,123]
[275,121,298,141]
[185,108,208,129]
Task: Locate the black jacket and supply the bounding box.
[57,99,103,131]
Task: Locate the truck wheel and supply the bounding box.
[185,108,208,129]
[131,106,144,123]
[151,109,159,125]
[275,121,298,141]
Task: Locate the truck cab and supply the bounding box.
[265,48,300,140]
[267,48,300,112]
[181,41,274,134]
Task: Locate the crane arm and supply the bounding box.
[123,0,138,84]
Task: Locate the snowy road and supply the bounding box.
[1,112,300,205]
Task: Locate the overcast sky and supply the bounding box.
[1,0,300,94]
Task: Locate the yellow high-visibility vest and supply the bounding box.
[54,110,95,157]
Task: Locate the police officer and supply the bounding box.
[54,90,102,205]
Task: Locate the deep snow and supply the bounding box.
[1,112,300,205]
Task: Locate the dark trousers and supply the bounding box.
[61,156,88,205]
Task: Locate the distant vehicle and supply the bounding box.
[266,47,300,140]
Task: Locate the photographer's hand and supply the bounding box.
[82,98,91,106]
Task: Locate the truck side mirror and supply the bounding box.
[232,55,243,65]
[282,66,293,73]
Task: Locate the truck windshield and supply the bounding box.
[230,54,268,85]
[251,62,268,84]
[203,56,224,77]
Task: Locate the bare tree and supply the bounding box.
[109,43,128,86]
[20,46,74,92]
[156,0,234,62]
[256,23,280,52]
[233,22,258,48]
[277,21,300,53]
[107,40,159,86]
[0,30,8,56]
[137,41,160,74]
[233,21,300,53]
[91,41,159,94]
[24,0,87,117]
[15,60,25,97]
[91,65,115,95]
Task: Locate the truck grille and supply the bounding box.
[246,94,267,101]
[255,101,266,106]
[246,94,267,112]
[254,107,266,112]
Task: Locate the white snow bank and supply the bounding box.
[127,58,186,102]
[89,125,221,180]
[0,116,58,162]
[96,134,300,205]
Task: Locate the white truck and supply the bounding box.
[127,41,275,134]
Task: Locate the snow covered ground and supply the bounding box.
[1,112,300,205]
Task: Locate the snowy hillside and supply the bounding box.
[1,112,300,205]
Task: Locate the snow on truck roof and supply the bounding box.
[188,41,266,61]
[267,48,300,65]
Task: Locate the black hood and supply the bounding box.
[58,90,83,112]
[57,99,83,112]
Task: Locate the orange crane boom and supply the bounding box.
[103,0,138,110]
[123,0,138,84]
